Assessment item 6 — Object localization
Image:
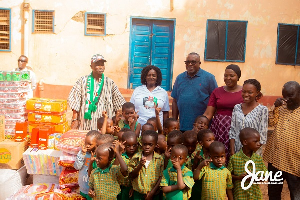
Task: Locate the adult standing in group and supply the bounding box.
[171,52,218,131]
[130,65,170,127]
[203,64,243,161]
[68,54,126,130]
[264,81,300,200]
[229,79,268,156]
[14,55,37,98]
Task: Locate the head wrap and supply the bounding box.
[226,64,241,79]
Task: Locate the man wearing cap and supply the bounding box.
[14,55,37,98]
[68,54,126,130]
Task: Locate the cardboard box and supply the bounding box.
[0,140,26,169]
[26,98,67,114]
[0,115,4,142]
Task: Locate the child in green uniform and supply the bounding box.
[182,130,198,170]
[118,102,141,136]
[164,130,183,169]
[114,131,139,200]
[88,141,128,199]
[163,118,179,136]
[128,130,164,200]
[227,127,267,200]
[160,144,195,200]
[190,129,215,200]
[194,141,233,200]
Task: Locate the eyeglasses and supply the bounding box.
[18,60,27,63]
[184,60,200,65]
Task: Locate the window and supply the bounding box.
[32,10,54,33]
[85,12,106,36]
[205,19,248,62]
[276,24,300,66]
[0,8,11,51]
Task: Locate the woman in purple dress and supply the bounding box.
[203,64,243,161]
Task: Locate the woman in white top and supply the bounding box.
[229,79,268,156]
[130,65,170,127]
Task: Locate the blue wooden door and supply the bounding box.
[129,19,174,91]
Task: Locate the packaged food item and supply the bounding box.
[0,140,26,169]
[59,167,79,189]
[28,121,69,134]
[5,71,12,81]
[30,127,39,148]
[0,71,5,81]
[56,130,88,155]
[12,71,21,81]
[26,98,67,114]
[48,133,56,149]
[15,121,28,142]
[54,133,62,150]
[21,71,30,81]
[38,127,53,150]
[58,152,76,168]
[28,112,66,124]
[0,115,4,142]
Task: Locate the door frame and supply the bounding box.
[128,16,176,91]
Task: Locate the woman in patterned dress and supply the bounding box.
[229,79,268,156]
[203,64,243,162]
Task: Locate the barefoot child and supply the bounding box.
[194,141,233,200]
[160,144,195,200]
[74,130,99,200]
[227,127,267,200]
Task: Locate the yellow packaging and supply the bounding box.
[48,134,55,149]
[29,121,69,133]
[0,115,4,142]
[0,140,26,169]
[28,113,67,124]
[26,98,67,114]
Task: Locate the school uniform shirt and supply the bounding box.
[171,69,218,131]
[73,150,92,195]
[130,85,170,127]
[227,150,267,200]
[263,105,300,177]
[89,164,123,199]
[198,163,233,200]
[128,151,164,194]
[117,152,132,187]
[186,145,203,170]
[160,165,195,200]
[229,104,268,153]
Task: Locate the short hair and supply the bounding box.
[140,65,162,86]
[164,118,178,128]
[97,117,104,129]
[283,81,300,92]
[120,127,131,133]
[239,127,260,142]
[188,52,200,59]
[142,123,155,131]
[194,115,209,123]
[86,130,100,138]
[122,102,135,111]
[183,130,197,142]
[243,79,263,100]
[172,144,188,157]
[209,141,225,153]
[97,134,115,143]
[197,129,214,142]
[122,131,137,141]
[168,130,183,143]
[96,143,114,159]
[147,117,156,123]
[141,130,158,142]
[19,55,28,60]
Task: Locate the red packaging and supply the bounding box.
[15,122,28,142]
[38,128,51,150]
[59,167,79,189]
[30,127,39,148]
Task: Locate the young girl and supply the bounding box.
[229,79,268,156]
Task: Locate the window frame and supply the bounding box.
[204,19,248,63]
[0,8,11,52]
[32,9,55,33]
[276,23,300,66]
[84,12,106,36]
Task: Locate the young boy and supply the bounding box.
[141,123,155,133]
[227,127,267,200]
[155,134,167,155]
[99,111,120,135]
[164,130,183,169]
[182,130,198,170]
[192,115,209,133]
[116,127,131,141]
[128,130,164,200]
[163,118,179,136]
[115,131,139,200]
[118,102,141,136]
[74,130,99,200]
[88,141,128,199]
[88,134,115,176]
[160,144,195,200]
[190,129,215,200]
[194,141,233,200]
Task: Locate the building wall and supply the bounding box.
[0,0,300,98]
